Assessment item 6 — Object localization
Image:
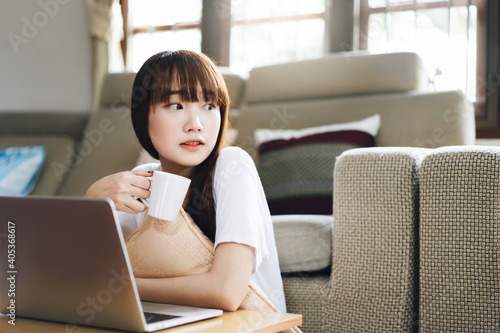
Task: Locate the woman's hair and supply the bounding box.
[131,50,230,242]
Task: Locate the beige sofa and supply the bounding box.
[0,52,478,331]
[324,144,500,332]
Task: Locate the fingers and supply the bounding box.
[112,171,152,195]
[119,172,152,213]
[131,170,154,177]
[119,195,148,214]
[130,170,154,190]
[125,170,155,212]
[86,170,155,214]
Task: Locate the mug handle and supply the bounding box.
[138,197,149,208]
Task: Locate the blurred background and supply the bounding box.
[0,0,498,137]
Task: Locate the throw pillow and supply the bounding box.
[255,114,381,215]
[0,146,46,196]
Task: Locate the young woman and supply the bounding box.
[85,50,286,313]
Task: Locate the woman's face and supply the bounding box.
[148,85,221,178]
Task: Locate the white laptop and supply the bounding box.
[0,196,223,332]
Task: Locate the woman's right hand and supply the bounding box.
[85,170,153,214]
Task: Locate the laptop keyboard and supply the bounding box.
[144,312,182,324]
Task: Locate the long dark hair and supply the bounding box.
[131,50,229,242]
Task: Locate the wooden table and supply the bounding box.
[0,310,302,333]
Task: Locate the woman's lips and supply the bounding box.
[180,141,204,151]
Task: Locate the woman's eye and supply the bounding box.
[167,103,182,110]
[204,103,216,111]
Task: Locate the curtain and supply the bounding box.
[86,0,114,111]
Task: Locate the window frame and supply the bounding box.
[359,0,499,137]
[476,0,500,137]
[118,0,202,69]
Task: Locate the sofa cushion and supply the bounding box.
[272,214,332,273]
[255,114,380,215]
[244,52,429,104]
[0,146,46,196]
[0,136,76,196]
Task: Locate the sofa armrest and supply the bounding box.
[327,147,426,331]
[0,111,89,143]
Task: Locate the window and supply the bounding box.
[358,0,495,132]
[117,0,328,73]
[229,0,327,73]
[122,0,202,72]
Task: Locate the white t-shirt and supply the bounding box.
[116,147,286,312]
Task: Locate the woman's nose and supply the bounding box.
[185,111,203,133]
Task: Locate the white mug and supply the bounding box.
[141,171,191,221]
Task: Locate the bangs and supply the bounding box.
[148,51,227,108]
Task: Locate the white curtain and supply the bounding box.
[86,0,114,110]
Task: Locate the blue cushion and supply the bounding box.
[0,146,46,196]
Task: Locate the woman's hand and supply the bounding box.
[85,170,153,214]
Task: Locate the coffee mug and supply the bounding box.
[140,171,191,221]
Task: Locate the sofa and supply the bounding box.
[1,52,485,332]
[325,145,500,332]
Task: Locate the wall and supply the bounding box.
[0,0,91,112]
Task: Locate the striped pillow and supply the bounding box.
[255,114,380,215]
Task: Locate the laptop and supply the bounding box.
[0,196,223,332]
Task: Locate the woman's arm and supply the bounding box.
[135,242,255,311]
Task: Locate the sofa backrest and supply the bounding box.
[234,52,476,160]
[99,72,137,109]
[244,52,429,104]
